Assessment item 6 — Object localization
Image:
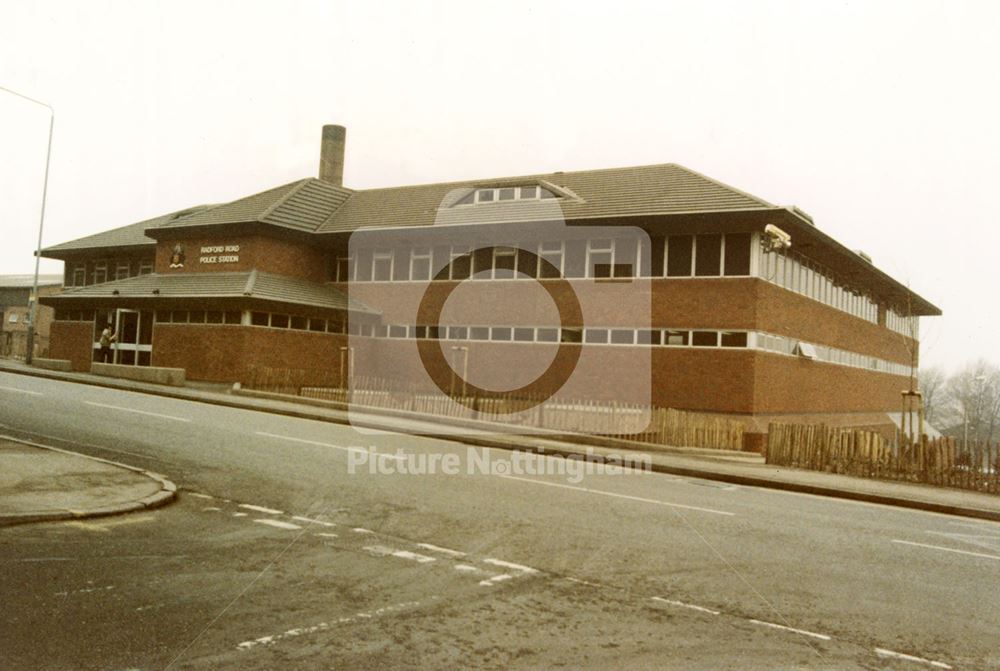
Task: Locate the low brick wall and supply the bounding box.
[91,362,186,386]
[31,358,73,372]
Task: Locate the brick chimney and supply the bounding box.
[318,124,346,186]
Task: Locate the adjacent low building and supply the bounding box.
[0,274,62,359]
[39,125,939,433]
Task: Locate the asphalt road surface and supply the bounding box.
[1,370,998,670]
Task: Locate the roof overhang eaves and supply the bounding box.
[773,209,942,316]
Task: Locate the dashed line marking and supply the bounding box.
[416,543,466,558]
[651,596,720,615]
[483,558,539,574]
[232,512,247,517]
[239,504,284,515]
[479,574,514,587]
[454,564,485,574]
[0,385,42,395]
[875,647,952,669]
[188,493,214,499]
[315,532,339,539]
[253,519,302,531]
[352,527,374,534]
[566,577,603,588]
[363,545,436,563]
[201,506,222,512]
[892,539,1000,561]
[55,585,115,597]
[748,619,831,641]
[84,401,189,422]
[292,516,336,527]
[498,475,735,516]
[236,600,425,651]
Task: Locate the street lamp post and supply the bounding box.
[1,85,54,366]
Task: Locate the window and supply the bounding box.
[270,314,289,329]
[584,328,609,344]
[537,327,559,342]
[493,247,517,279]
[389,325,407,338]
[463,185,557,205]
[115,261,131,280]
[476,189,495,203]
[92,261,108,285]
[513,327,534,342]
[723,233,751,276]
[561,327,583,343]
[470,326,489,340]
[447,326,468,340]
[520,185,538,199]
[692,331,719,347]
[290,316,308,330]
[498,187,516,201]
[138,258,154,275]
[664,330,689,346]
[695,235,722,276]
[372,250,393,282]
[72,264,86,287]
[308,318,326,332]
[189,310,205,324]
[666,236,693,277]
[586,239,614,279]
[206,311,223,324]
[610,329,635,344]
[171,310,188,323]
[225,311,242,324]
[720,331,748,347]
[335,255,354,282]
[449,246,471,280]
[491,326,512,341]
[636,329,662,345]
[538,241,564,278]
[409,248,432,281]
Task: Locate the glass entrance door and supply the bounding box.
[113,309,152,366]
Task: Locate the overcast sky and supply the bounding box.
[1,0,997,371]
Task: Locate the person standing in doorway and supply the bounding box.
[99,324,117,363]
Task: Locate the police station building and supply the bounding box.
[39,125,939,431]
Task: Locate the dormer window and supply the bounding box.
[455,185,558,206]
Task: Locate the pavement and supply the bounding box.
[0,436,176,526]
[2,356,1000,524]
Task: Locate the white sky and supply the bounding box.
[1,0,997,371]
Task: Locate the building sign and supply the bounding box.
[169,244,186,268]
[199,245,240,264]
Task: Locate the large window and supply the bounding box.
[455,185,558,205]
[666,233,749,277]
[371,250,394,282]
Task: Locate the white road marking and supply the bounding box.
[254,431,407,461]
[498,475,735,516]
[651,596,720,615]
[236,600,425,651]
[239,504,283,515]
[201,506,222,512]
[292,516,336,527]
[352,527,374,534]
[454,564,485,574]
[0,385,42,395]
[875,647,952,669]
[315,532,339,539]
[83,401,189,422]
[892,539,1000,561]
[749,619,831,641]
[483,558,539,574]
[188,493,214,499]
[363,545,436,563]
[479,573,514,587]
[253,519,302,530]
[232,512,247,517]
[566,577,603,588]
[55,585,115,597]
[416,543,466,558]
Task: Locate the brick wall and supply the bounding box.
[155,234,327,283]
[48,321,94,371]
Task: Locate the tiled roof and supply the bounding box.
[154,179,353,233]
[319,163,775,233]
[47,271,375,314]
[41,206,214,254]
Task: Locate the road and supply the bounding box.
[1,370,998,670]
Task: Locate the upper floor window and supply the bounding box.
[454,185,558,206]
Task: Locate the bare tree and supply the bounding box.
[947,360,1000,444]
[918,366,949,426]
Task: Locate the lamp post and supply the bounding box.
[1,84,54,366]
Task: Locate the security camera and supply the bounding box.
[763,224,791,251]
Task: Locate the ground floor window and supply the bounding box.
[92,309,153,366]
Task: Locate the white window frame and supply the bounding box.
[449,245,471,280]
[115,260,131,281]
[409,247,432,281]
[72,264,86,287]
[538,240,565,277]
[585,238,615,279]
[491,246,517,279]
[371,249,394,282]
[336,254,355,282]
[138,258,154,275]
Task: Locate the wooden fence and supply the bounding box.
[244,366,745,450]
[766,422,1000,494]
